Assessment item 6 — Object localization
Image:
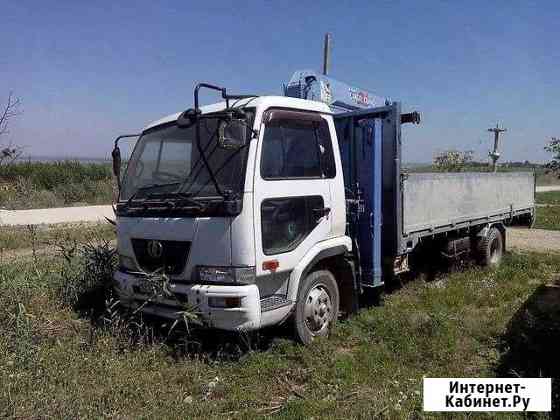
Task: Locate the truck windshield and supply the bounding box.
[120,113,253,202]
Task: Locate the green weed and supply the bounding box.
[0,222,115,251]
[535,206,560,230]
[536,191,560,205]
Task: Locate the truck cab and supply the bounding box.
[113,94,353,344]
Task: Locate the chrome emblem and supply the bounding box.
[147,240,163,259]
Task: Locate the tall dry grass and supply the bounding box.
[0,160,114,209]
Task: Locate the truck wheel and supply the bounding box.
[294,270,339,345]
[477,227,503,267]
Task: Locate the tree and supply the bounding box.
[0,92,23,166]
[433,150,474,172]
[544,137,560,177]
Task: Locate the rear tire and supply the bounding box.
[477,227,504,267]
[294,270,339,345]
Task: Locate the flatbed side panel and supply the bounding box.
[403,172,535,237]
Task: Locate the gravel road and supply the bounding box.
[0,205,113,226]
[536,185,560,193]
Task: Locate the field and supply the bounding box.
[0,161,113,210]
[1,227,559,418]
[535,191,560,231]
[536,191,560,206]
[535,207,560,230]
[0,223,115,253]
[535,171,560,186]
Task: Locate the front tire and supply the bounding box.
[294,270,339,345]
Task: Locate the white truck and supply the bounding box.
[111,76,535,344]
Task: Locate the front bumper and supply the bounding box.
[113,270,261,331]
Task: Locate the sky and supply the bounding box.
[1,0,559,163]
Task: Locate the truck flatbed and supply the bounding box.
[402,172,535,244]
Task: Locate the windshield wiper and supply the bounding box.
[146,191,205,208]
[123,182,182,208]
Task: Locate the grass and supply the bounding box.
[1,246,559,418]
[536,191,560,205]
[0,222,115,252]
[0,161,114,209]
[0,161,111,188]
[536,171,560,186]
[535,191,560,230]
[535,206,560,230]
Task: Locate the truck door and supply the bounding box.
[254,109,336,294]
[334,112,383,288]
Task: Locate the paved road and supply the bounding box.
[0,205,114,226]
[536,185,560,193]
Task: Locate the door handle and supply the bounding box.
[313,207,331,220]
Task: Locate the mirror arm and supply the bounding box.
[113,133,141,149]
[243,120,259,139]
[192,85,225,196]
[194,116,224,197]
[194,82,257,113]
[194,83,226,111]
[112,133,140,191]
[189,84,259,197]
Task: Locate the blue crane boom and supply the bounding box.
[284,69,388,113]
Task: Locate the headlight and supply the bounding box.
[118,254,138,271]
[197,266,256,284]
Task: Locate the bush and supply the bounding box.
[56,239,117,313]
[0,161,114,209]
[0,160,111,188]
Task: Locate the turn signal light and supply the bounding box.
[207,296,242,308]
[262,260,279,271]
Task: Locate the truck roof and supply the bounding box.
[143,95,332,131]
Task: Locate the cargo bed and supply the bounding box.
[402,172,535,242]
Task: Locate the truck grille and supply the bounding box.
[131,239,190,275]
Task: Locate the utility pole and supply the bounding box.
[323,33,332,76]
[487,123,507,172]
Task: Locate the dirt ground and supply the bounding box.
[508,227,560,254]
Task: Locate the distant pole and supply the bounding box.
[487,123,507,172]
[323,33,332,76]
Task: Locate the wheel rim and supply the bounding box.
[489,236,502,265]
[303,283,333,335]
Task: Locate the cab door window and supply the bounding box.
[260,110,335,179]
[261,195,324,255]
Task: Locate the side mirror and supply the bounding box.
[218,119,247,149]
[111,134,140,192]
[177,108,200,127]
